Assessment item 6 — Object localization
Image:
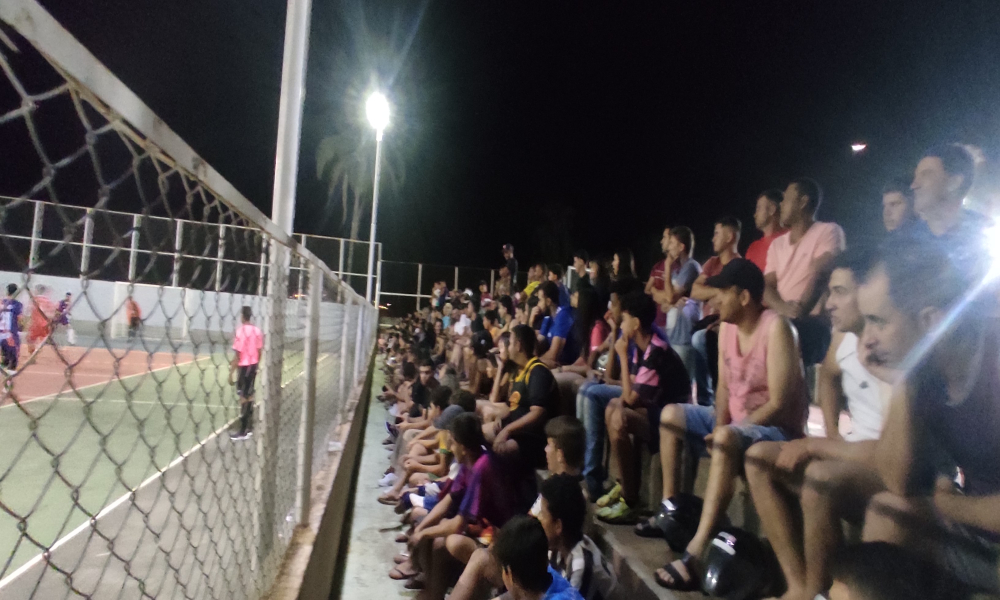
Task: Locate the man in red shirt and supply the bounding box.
[688,216,741,405]
[744,190,786,273]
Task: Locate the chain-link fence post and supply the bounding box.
[128,214,140,281]
[172,219,183,287]
[80,208,93,276]
[28,200,43,270]
[416,262,422,311]
[454,266,459,292]
[339,294,353,421]
[215,223,226,291]
[297,262,320,525]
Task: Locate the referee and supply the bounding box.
[229,306,263,440]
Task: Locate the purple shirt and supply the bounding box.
[0,299,23,344]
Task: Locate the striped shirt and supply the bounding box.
[549,535,617,600]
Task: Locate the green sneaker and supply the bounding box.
[596,499,638,524]
[596,482,622,508]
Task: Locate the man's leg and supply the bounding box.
[449,547,502,600]
[683,425,743,557]
[239,397,253,436]
[583,384,622,498]
[691,329,714,406]
[659,403,705,502]
[614,404,652,507]
[744,441,806,599]
[420,534,474,600]
[800,459,884,599]
[605,399,636,504]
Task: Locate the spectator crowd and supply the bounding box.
[374,143,1000,600]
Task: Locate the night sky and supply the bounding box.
[26,1,1000,275]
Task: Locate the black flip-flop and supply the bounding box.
[654,552,701,592]
[634,511,669,538]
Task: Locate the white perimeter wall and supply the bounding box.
[0,271,345,341]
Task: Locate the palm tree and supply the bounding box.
[316,126,403,274]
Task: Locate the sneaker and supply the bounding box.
[596,499,638,524]
[596,482,622,508]
[229,432,246,441]
[379,472,399,488]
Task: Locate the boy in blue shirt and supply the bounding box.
[493,515,583,600]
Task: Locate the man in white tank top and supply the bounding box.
[745,249,891,600]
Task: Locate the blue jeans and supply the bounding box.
[577,382,623,498]
[692,329,714,406]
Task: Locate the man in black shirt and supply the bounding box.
[488,325,559,470]
[503,243,518,289]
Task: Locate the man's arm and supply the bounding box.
[874,381,920,496]
[615,337,639,406]
[690,276,718,304]
[714,326,731,427]
[796,251,838,315]
[817,330,845,440]
[540,337,565,367]
[763,272,799,319]
[498,405,545,438]
[935,488,1000,535]
[747,316,801,426]
[413,493,453,534]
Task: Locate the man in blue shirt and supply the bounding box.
[0,284,23,371]
[493,515,583,600]
[535,281,578,368]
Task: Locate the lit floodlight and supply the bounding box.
[851,143,867,153]
[366,92,390,132]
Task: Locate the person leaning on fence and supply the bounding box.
[229,306,263,441]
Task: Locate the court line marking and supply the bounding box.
[0,415,236,590]
[0,356,214,410]
[0,351,329,588]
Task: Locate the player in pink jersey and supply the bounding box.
[230,306,263,440]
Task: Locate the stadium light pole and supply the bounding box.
[365,92,389,303]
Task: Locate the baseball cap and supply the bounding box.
[702,258,764,302]
[502,243,514,252]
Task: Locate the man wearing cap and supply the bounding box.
[649,258,809,592]
[503,244,518,289]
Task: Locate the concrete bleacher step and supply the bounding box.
[593,456,761,600]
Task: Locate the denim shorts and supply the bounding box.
[682,404,792,456]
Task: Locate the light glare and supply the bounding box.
[851,143,867,153]
[366,92,390,132]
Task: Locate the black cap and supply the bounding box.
[502,243,514,252]
[703,258,764,302]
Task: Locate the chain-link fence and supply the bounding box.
[0,2,377,598]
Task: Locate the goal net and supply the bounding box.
[0,2,378,599]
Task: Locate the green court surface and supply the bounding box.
[0,351,307,580]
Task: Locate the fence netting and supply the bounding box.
[0,5,376,599]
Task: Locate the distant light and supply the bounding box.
[851,143,867,153]
[366,92,390,132]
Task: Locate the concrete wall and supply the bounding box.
[0,271,347,343]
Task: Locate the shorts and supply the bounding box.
[681,404,793,457]
[27,325,49,345]
[0,339,18,370]
[941,522,1000,593]
[236,364,258,399]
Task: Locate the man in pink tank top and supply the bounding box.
[648,258,809,592]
